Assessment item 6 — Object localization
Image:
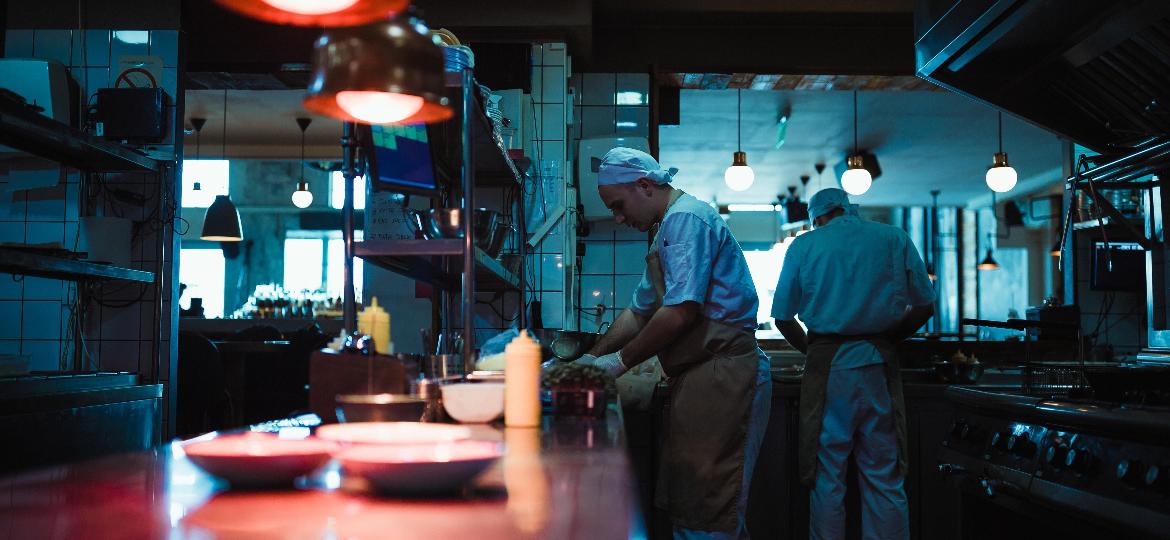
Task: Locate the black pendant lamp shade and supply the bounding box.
[304,16,452,125]
[977,248,1000,270]
[201,90,243,242]
[201,195,244,241]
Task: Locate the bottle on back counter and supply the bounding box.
[505,330,542,427]
[357,297,391,355]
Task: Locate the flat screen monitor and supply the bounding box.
[366,124,437,194]
[1091,241,1145,291]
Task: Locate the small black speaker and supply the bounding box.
[96,88,168,143]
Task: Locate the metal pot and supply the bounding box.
[335,394,427,423]
[529,329,601,362]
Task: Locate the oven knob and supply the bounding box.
[1008,433,1036,458]
[1145,465,1169,493]
[951,420,967,437]
[1065,448,1094,474]
[1117,459,1146,487]
[1046,445,1069,468]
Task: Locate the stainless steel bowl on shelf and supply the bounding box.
[423,209,504,254]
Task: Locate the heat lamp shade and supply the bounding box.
[303,18,452,126]
[201,195,243,241]
[214,0,408,28]
[977,248,1000,271]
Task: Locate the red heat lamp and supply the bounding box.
[214,0,409,27]
[303,16,452,125]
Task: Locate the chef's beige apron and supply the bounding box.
[648,190,762,532]
[798,332,908,487]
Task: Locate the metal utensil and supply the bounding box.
[529,329,601,362]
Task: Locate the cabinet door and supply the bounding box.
[910,397,961,540]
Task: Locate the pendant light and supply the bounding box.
[841,90,872,196]
[189,117,206,204]
[201,90,243,242]
[291,117,314,208]
[213,0,408,28]
[977,232,1000,271]
[724,88,754,192]
[304,14,452,126]
[986,111,1018,193]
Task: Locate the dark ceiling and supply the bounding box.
[179,0,916,88]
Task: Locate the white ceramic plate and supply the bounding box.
[181,433,337,486]
[315,422,472,445]
[338,440,504,494]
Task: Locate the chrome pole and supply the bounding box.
[342,121,357,333]
[461,68,476,372]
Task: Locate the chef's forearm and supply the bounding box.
[619,302,699,367]
[890,303,934,341]
[589,308,647,356]
[776,319,808,355]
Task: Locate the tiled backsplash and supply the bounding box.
[1,26,180,424]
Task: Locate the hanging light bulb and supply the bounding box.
[291,117,314,208]
[841,155,873,196]
[724,88,754,191]
[986,112,1018,193]
[292,180,314,208]
[841,90,872,195]
[304,15,452,126]
[214,0,407,28]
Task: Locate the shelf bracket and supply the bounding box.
[1080,182,1155,250]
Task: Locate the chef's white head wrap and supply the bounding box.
[597,147,678,186]
[808,188,860,221]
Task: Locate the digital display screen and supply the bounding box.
[369,124,436,191]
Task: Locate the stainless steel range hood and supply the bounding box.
[915,0,1170,153]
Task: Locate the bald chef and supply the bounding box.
[576,147,771,539]
[772,188,935,540]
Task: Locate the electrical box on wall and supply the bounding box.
[96,88,168,143]
[577,136,650,221]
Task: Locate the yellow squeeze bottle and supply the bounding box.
[357,297,391,355]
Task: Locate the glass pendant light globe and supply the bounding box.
[292,181,313,208]
[840,155,872,195]
[335,91,426,125]
[986,152,1018,192]
[262,0,358,15]
[724,151,754,191]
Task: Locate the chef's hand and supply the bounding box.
[574,354,598,366]
[591,351,629,378]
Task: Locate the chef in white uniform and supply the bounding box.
[771,188,935,540]
[577,148,771,539]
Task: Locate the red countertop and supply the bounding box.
[0,407,642,540]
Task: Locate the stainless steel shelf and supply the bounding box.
[354,240,519,291]
[0,248,156,283]
[441,72,524,187]
[0,99,161,173]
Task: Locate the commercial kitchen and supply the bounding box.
[1,1,1169,538]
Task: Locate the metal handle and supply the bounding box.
[937,463,967,476]
[979,477,1007,498]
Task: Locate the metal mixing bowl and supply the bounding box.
[335,394,428,423]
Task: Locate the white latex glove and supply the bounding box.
[574,354,598,366]
[591,351,629,378]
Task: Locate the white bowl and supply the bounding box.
[440,383,505,423]
[338,440,503,494]
[316,422,471,445]
[181,433,337,487]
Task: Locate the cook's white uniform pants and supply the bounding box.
[810,363,909,540]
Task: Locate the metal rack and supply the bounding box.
[0,99,169,387]
[340,68,527,369]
